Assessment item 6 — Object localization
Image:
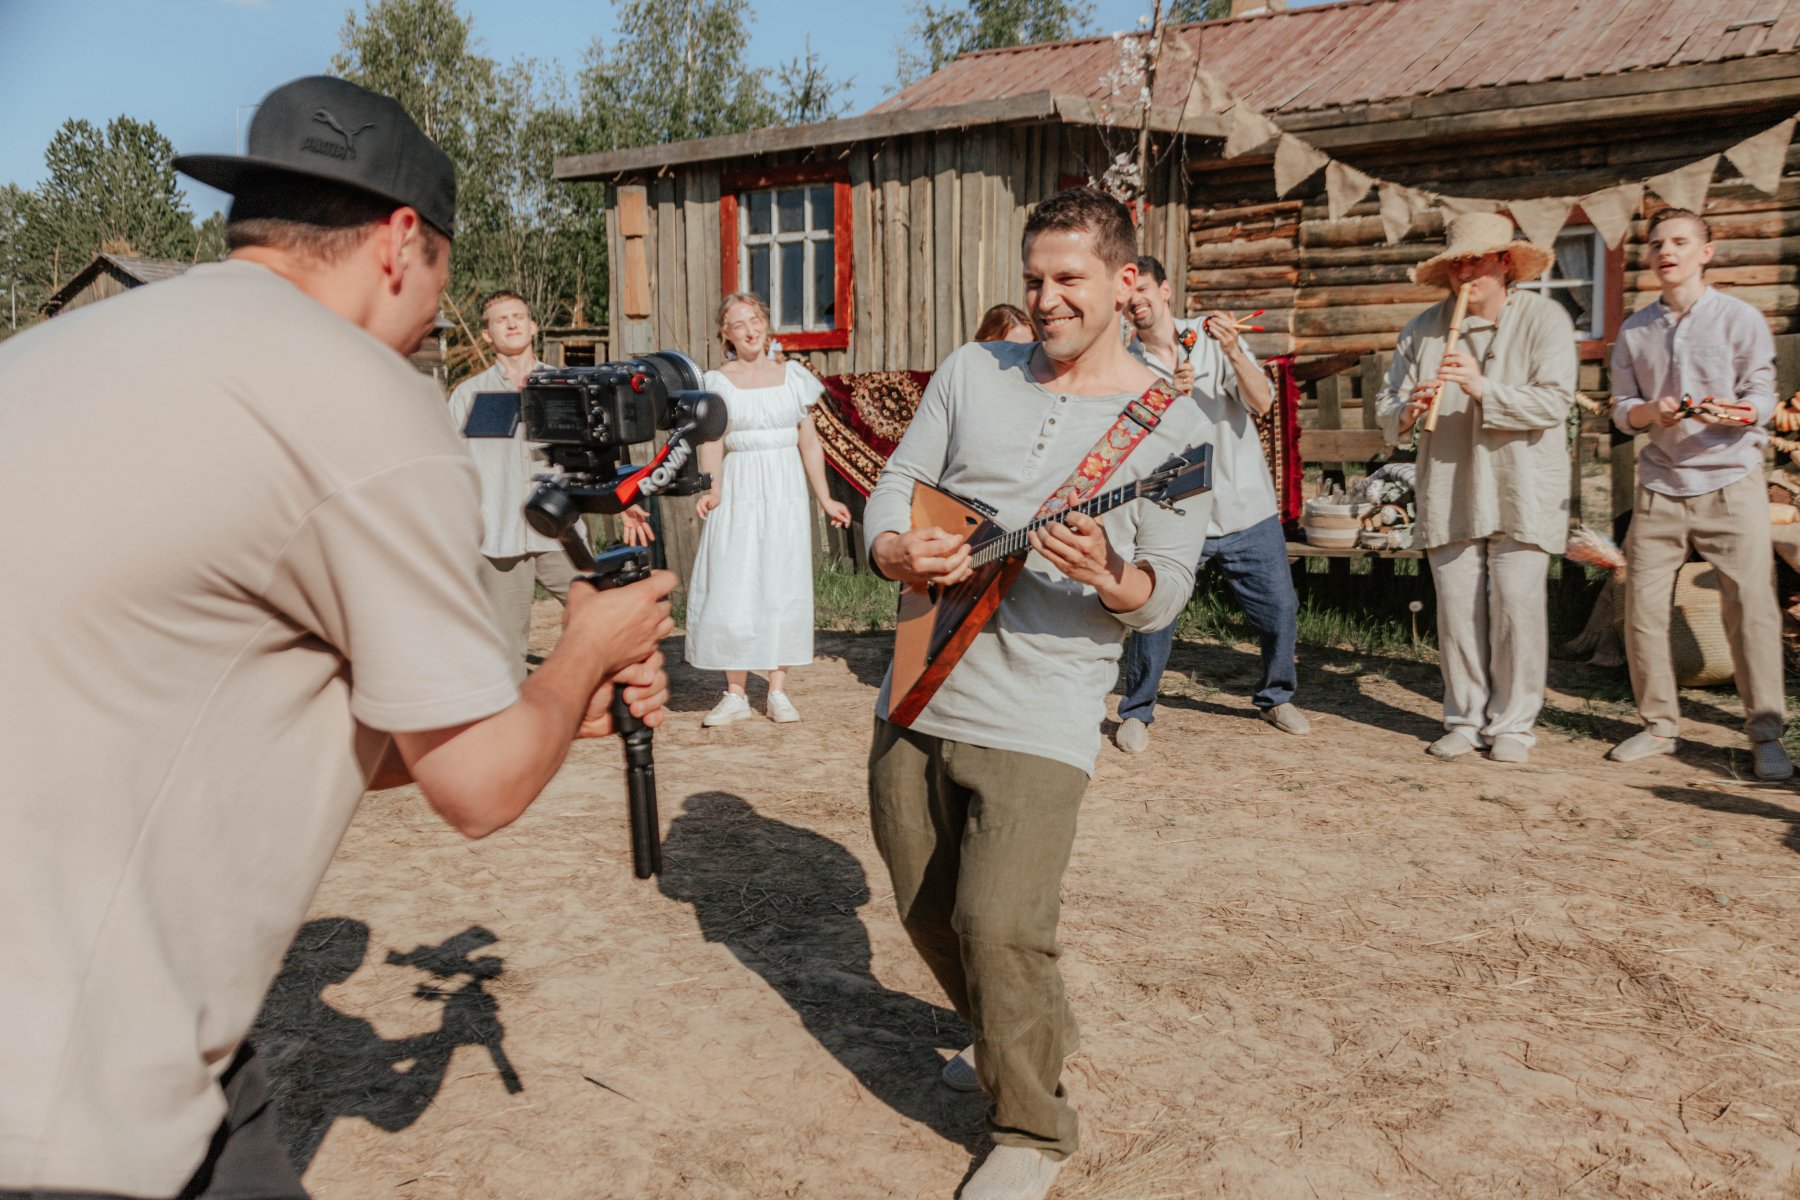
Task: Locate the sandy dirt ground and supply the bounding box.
[254,605,1800,1199]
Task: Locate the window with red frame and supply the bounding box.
[720,165,852,352]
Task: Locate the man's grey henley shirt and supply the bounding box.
[864,341,1214,774]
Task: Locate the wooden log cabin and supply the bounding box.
[557,0,1800,577]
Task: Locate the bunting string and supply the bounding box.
[1181,63,1799,249]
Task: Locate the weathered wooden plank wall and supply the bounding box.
[596,122,1196,579]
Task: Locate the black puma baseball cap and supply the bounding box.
[175,76,456,238]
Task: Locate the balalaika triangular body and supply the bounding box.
[888,444,1213,728]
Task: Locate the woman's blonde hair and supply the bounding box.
[717,291,772,355]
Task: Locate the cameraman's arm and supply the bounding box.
[392,572,675,838]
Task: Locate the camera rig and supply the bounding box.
[517,350,727,541]
[461,349,727,880]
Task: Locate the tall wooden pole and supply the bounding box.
[1134,0,1165,250]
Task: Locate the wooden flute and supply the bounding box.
[1422,282,1474,435]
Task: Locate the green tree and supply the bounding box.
[1,183,35,336]
[4,115,206,327]
[579,0,777,150]
[191,211,228,265]
[894,0,1095,86]
[773,37,854,126]
[461,60,609,328]
[331,0,493,167]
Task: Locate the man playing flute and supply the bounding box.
[1377,212,1577,764]
[1606,207,1791,781]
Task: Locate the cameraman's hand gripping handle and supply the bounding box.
[569,538,663,880]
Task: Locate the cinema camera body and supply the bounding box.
[460,349,727,881]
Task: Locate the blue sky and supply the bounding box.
[0,0,1330,217]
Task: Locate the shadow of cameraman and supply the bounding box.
[659,792,981,1146]
[251,918,522,1169]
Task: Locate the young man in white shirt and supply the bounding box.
[1115,255,1309,752]
[1607,207,1791,781]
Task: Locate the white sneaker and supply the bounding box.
[1427,728,1482,759]
[702,691,751,727]
[960,1146,1063,1200]
[767,691,800,723]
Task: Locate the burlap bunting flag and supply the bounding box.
[1579,182,1645,249]
[1223,103,1281,158]
[1377,182,1433,244]
[1437,195,1504,215]
[1325,160,1375,222]
[1508,196,1576,250]
[1182,65,1235,122]
[1275,134,1330,198]
[1724,117,1796,196]
[1648,154,1720,213]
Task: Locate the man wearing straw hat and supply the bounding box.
[1606,206,1790,781]
[1376,212,1578,764]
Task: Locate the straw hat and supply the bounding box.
[1410,212,1555,290]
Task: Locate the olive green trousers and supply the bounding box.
[867,718,1088,1159]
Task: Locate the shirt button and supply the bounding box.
[1036,442,1045,450]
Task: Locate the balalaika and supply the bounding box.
[888,445,1213,727]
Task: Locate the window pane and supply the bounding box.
[813,237,835,327]
[749,244,770,305]
[777,187,805,234]
[809,185,833,232]
[747,191,772,236]
[779,242,805,328]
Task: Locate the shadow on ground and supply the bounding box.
[1645,783,1800,856]
[252,919,522,1169]
[659,791,981,1146]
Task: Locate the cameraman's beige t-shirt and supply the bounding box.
[0,260,517,1195]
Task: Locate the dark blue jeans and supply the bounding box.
[1119,513,1298,722]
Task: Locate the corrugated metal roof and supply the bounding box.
[873,0,1800,119]
[101,254,192,285]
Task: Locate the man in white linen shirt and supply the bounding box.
[1606,206,1790,781]
[1115,254,1309,752]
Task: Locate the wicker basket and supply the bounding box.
[1302,499,1371,549]
[1670,562,1735,688]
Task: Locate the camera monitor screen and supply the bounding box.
[463,392,521,438]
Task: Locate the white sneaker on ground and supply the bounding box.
[1115,718,1150,753]
[959,1146,1063,1200]
[942,1044,982,1093]
[701,691,751,727]
[1488,734,1530,764]
[1609,729,1677,763]
[1427,728,1482,759]
[1753,740,1795,782]
[767,691,800,723]
[1260,703,1311,736]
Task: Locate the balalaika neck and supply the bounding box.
[970,482,1143,567]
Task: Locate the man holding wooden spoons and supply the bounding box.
[1376,212,1577,765]
[1607,206,1790,781]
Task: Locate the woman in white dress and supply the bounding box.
[687,292,851,725]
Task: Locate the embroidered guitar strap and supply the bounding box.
[1033,379,1180,519]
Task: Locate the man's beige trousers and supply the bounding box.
[1625,472,1786,742]
[479,551,576,682]
[1427,534,1551,745]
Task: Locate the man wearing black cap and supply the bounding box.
[0,77,673,1199]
